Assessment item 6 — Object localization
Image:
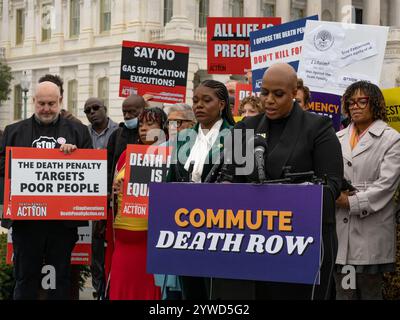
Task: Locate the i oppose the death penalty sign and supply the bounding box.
[3,147,107,220]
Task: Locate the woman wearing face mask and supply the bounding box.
[167,80,235,299]
[335,81,400,300]
[106,108,168,300]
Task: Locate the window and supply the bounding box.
[262,2,275,17]
[100,0,111,32]
[70,0,80,37]
[98,77,109,108]
[16,9,25,45]
[41,4,52,41]
[355,8,363,24]
[164,0,173,26]
[14,85,23,120]
[67,80,78,116]
[231,0,244,17]
[290,7,304,20]
[199,0,209,28]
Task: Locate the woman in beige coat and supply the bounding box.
[335,81,400,300]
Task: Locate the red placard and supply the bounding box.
[233,83,262,116]
[207,17,281,75]
[120,144,172,218]
[3,147,107,221]
[119,41,190,104]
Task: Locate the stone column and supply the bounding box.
[244,0,259,17]
[307,0,322,19]
[336,0,353,24]
[363,0,381,25]
[0,0,10,56]
[390,0,400,27]
[77,64,93,118]
[165,0,194,40]
[276,0,291,23]
[51,0,64,50]
[209,0,224,17]
[79,0,93,47]
[111,0,125,34]
[25,0,37,54]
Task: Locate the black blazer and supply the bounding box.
[0,116,93,229]
[227,103,343,199]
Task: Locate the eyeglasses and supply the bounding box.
[347,97,370,109]
[167,119,193,128]
[84,105,102,114]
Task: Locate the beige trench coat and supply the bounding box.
[335,120,400,265]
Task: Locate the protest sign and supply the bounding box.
[308,91,342,131]
[233,83,254,116]
[250,16,318,92]
[120,145,172,218]
[207,17,281,75]
[298,20,389,96]
[148,183,323,284]
[383,88,400,133]
[119,41,189,104]
[6,224,92,265]
[3,147,107,220]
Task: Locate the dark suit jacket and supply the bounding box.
[0,115,93,229]
[167,119,233,183]
[227,103,343,200]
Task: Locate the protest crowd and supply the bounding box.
[0,5,400,303]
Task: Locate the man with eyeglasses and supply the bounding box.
[84,98,118,150]
[84,97,118,300]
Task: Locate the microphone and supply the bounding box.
[249,135,268,183]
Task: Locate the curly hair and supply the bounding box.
[238,96,264,116]
[199,80,236,126]
[38,74,64,97]
[138,107,169,140]
[342,81,388,122]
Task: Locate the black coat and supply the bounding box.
[216,103,344,300]
[0,116,93,229]
[106,123,140,193]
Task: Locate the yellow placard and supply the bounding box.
[383,88,400,133]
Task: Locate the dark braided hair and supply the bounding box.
[138,107,169,140]
[342,81,388,122]
[200,80,236,126]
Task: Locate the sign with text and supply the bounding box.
[298,20,389,96]
[6,224,92,265]
[147,183,323,284]
[207,17,281,75]
[250,15,318,92]
[119,41,189,104]
[383,88,400,133]
[233,83,259,116]
[3,147,107,220]
[308,91,342,132]
[121,145,172,218]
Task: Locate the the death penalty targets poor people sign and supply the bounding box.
[121,145,172,219]
[119,41,189,104]
[207,17,281,75]
[3,147,107,220]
